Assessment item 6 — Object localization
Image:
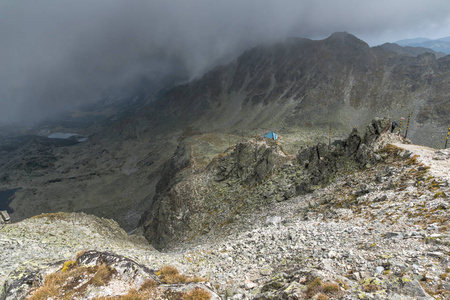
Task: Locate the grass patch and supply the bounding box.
[28,263,97,300]
[139,279,159,291]
[156,265,188,284]
[90,264,116,286]
[29,261,211,300]
[184,287,211,300]
[322,282,340,294]
[156,265,208,284]
[363,283,380,292]
[305,278,341,298]
[316,294,329,300]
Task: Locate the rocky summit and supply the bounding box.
[1,118,449,299]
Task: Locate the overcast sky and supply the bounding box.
[1,0,449,125]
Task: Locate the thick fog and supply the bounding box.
[1,0,449,125]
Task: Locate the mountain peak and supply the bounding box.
[328,31,352,38]
[324,31,370,49]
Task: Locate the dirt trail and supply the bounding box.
[393,142,450,182]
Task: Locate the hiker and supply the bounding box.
[391,120,398,133]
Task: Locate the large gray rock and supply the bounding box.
[0,211,9,224]
[215,142,290,184]
[295,120,388,188]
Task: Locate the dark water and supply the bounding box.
[0,188,19,213]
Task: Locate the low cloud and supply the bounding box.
[1,0,449,125]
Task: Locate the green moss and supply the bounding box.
[434,191,446,199]
[401,277,412,283]
[61,260,77,272]
[362,278,381,286]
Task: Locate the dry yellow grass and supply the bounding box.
[91,264,116,286]
[184,287,211,300]
[28,262,113,299]
[322,282,340,294]
[156,265,188,284]
[29,262,211,300]
[306,277,323,298]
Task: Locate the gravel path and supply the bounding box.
[393,143,450,182]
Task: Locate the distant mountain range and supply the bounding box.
[396,36,450,54]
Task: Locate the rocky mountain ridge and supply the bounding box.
[1,32,450,241]
[155,32,450,143]
[375,43,446,58]
[397,36,450,54]
[140,118,391,250]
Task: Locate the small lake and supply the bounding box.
[48,133,87,142]
[0,188,19,213]
[48,133,77,139]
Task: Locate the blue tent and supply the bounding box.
[264,131,278,140]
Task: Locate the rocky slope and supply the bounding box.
[1,121,449,299]
[1,32,450,237]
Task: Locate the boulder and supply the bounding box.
[0,211,10,224]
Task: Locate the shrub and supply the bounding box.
[306,277,323,298]
[157,265,188,284]
[322,282,340,294]
[316,294,329,300]
[157,265,179,276]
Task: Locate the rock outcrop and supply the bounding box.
[140,118,407,250]
[0,211,9,224]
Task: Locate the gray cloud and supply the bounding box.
[1,0,449,125]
